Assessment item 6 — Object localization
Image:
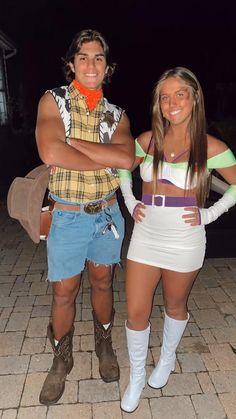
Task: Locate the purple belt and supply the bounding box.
[142,194,197,207]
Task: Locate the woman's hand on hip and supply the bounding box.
[182,207,200,226]
[133,203,146,223]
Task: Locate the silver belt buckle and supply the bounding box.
[84,201,104,214]
[84,198,110,214]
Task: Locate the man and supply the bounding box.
[36,29,134,405]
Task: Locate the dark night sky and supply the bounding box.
[1,0,236,252]
[1,0,236,136]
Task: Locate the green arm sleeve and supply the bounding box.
[117,169,132,180]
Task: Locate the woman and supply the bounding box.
[118,67,236,413]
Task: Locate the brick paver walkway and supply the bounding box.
[1,200,236,419]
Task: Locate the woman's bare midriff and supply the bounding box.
[142,180,196,198]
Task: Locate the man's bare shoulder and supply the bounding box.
[37,92,61,118]
[118,112,130,128]
[38,91,57,107]
[113,112,132,138]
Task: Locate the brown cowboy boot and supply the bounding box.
[93,309,120,382]
[39,323,74,405]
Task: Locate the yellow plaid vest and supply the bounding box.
[48,83,122,203]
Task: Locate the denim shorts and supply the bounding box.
[47,198,124,281]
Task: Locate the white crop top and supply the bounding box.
[140,160,197,189]
[136,140,236,190]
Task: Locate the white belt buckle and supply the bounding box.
[161,195,165,207]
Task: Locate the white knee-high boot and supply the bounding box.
[148,312,189,389]
[121,323,150,413]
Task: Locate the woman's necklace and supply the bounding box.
[165,133,190,161]
[169,147,190,162]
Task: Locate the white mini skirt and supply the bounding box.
[127,206,206,272]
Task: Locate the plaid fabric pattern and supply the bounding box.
[49,83,120,202]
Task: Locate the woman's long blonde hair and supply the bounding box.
[152,67,209,207]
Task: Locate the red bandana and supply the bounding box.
[73,79,102,112]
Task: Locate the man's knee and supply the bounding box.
[89,265,113,292]
[52,276,80,305]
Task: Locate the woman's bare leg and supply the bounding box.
[126,259,162,330]
[148,268,200,389]
[161,268,200,318]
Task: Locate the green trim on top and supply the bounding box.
[135,140,146,157]
[207,149,236,169]
[136,142,236,172]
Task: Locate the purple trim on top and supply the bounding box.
[142,194,197,207]
[163,147,190,163]
[158,179,173,185]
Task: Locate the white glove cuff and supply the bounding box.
[119,177,141,216]
[126,199,142,216]
[199,192,236,225]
